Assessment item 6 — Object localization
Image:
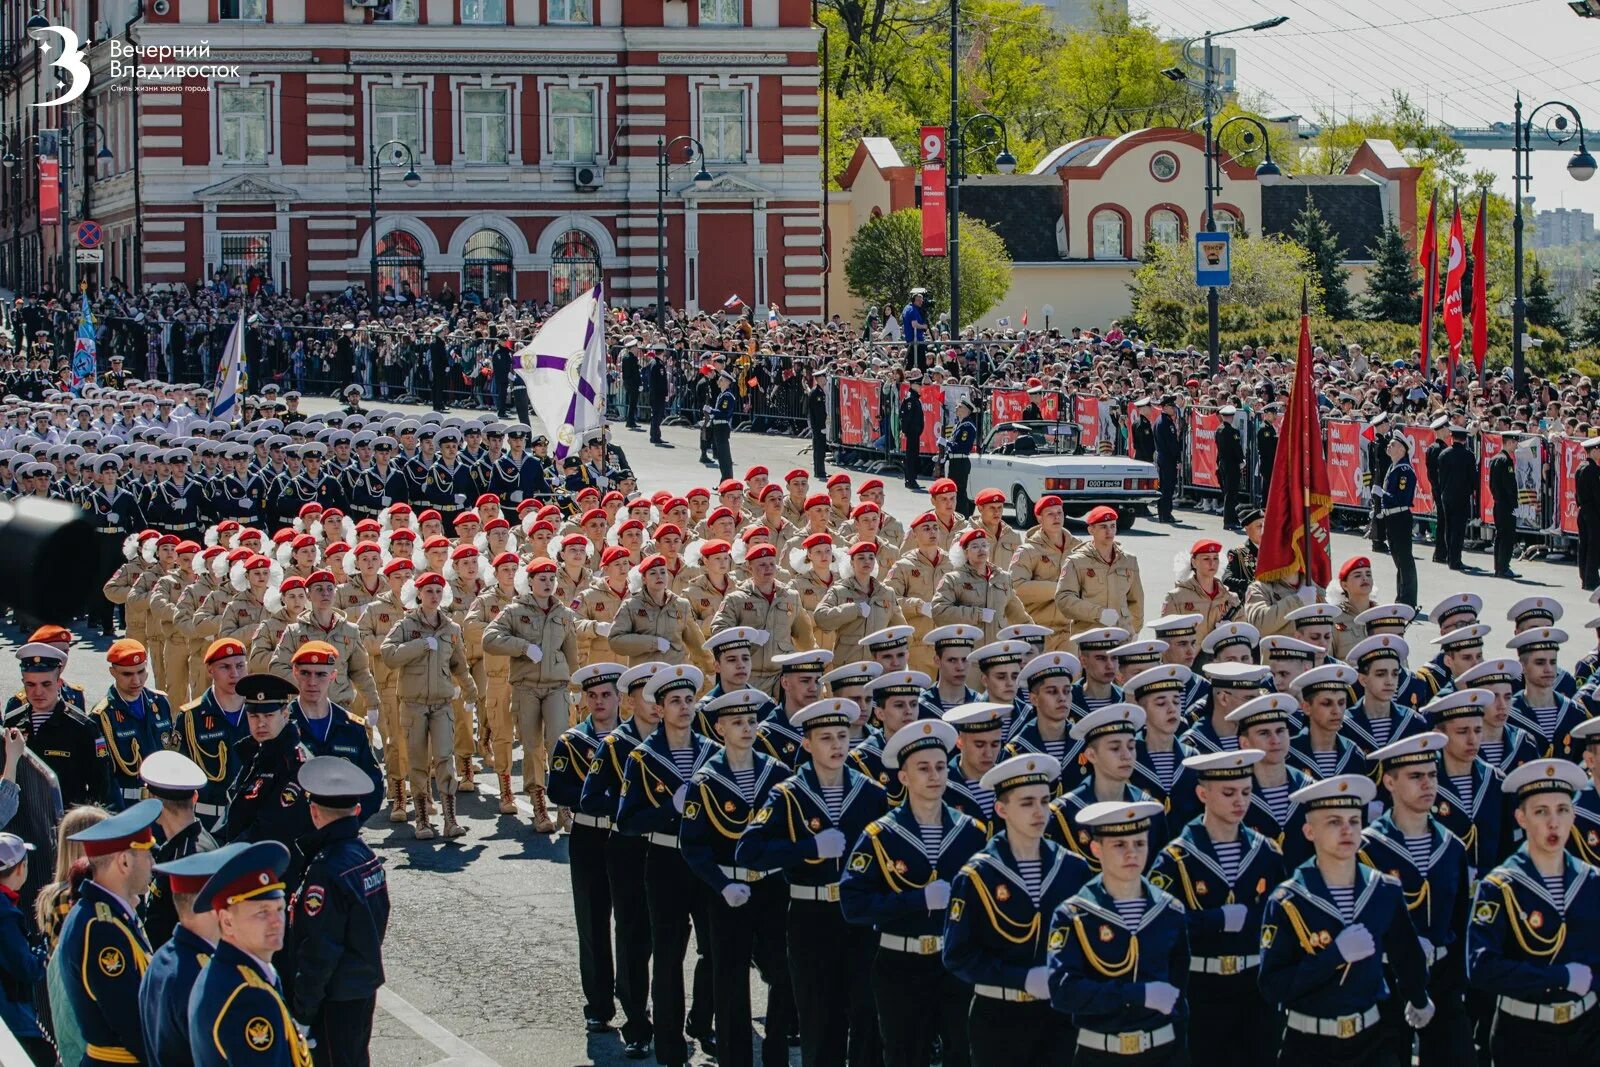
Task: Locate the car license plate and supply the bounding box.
[1086,479,1122,488]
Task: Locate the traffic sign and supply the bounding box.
[1195,231,1231,287]
[75,220,102,249]
[75,247,103,264]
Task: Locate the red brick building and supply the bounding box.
[1,0,824,313]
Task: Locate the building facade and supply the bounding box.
[1,0,825,314]
[1533,206,1596,249]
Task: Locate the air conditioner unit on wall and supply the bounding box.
[574,164,604,190]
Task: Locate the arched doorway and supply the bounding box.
[376,229,425,300]
[462,228,513,301]
[550,228,601,306]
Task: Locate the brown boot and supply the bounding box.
[498,773,517,815]
[413,795,436,840]
[388,779,408,823]
[458,756,478,793]
[530,783,556,833]
[442,792,467,838]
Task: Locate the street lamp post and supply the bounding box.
[1511,95,1594,396]
[946,111,1015,363]
[655,135,713,332]
[367,138,422,316]
[54,119,111,293]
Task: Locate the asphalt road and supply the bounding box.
[8,395,1590,1067]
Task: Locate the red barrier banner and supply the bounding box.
[1040,393,1062,421]
[39,160,58,223]
[989,390,1027,425]
[1556,436,1583,535]
[1325,419,1366,508]
[1189,409,1220,488]
[917,384,943,453]
[1479,432,1545,528]
[1074,396,1102,448]
[1478,433,1502,525]
[838,377,878,447]
[921,164,947,257]
[1399,426,1437,517]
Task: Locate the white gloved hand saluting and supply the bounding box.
[859,603,872,618]
[1024,966,1051,1000]
[721,883,752,908]
[924,880,951,910]
[1143,981,1180,1015]
[1334,923,1376,963]
[1220,904,1248,933]
[813,828,847,859]
[1099,608,1119,627]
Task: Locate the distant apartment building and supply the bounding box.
[1533,207,1597,249]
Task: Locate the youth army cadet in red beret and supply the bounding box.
[92,639,178,811]
[1054,507,1144,641]
[283,642,385,820]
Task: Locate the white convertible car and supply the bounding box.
[966,421,1160,530]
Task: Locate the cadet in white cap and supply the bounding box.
[944,753,1088,1066]
[1574,614,1600,691]
[1150,614,1206,707]
[1052,705,1165,869]
[1108,639,1167,688]
[1350,605,1433,712]
[1466,758,1600,1062]
[1507,627,1586,760]
[139,750,216,948]
[1227,694,1313,865]
[862,625,916,673]
[840,718,985,1067]
[1044,799,1187,1057]
[1259,635,1320,694]
[1343,635,1425,753]
[942,704,1009,827]
[1200,621,1260,664]
[968,640,1029,719]
[996,623,1054,707]
[680,685,795,1067]
[1153,748,1285,1065]
[1457,658,1539,773]
[1261,774,1433,1061]
[920,625,984,720]
[1004,653,1086,795]
[1125,665,1200,826]
[1414,603,1484,693]
[1072,627,1130,712]
[1181,661,1272,757]
[758,650,835,768]
[853,671,933,802]
[1506,599,1579,698]
[1286,603,1341,659]
[1422,687,1507,878]
[1286,663,1369,783]
[738,698,888,1067]
[694,626,774,736]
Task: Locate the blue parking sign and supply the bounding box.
[1195,231,1231,287]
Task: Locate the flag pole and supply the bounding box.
[1301,282,1314,590]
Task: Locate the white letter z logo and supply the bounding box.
[34,27,91,108]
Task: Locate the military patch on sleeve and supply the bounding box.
[848,852,871,873]
[244,1017,275,1051]
[301,885,325,917]
[684,802,700,819]
[1049,928,1067,951]
[1473,901,1500,926]
[97,946,125,977]
[1259,925,1276,949]
[553,757,568,771]
[754,806,771,823]
[1149,872,1171,890]
[949,898,964,922]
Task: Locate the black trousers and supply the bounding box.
[1158,461,1178,521]
[626,384,640,427]
[966,997,1072,1067]
[707,877,794,1067]
[649,396,665,443]
[1394,976,1472,1067]
[902,438,922,488]
[871,948,971,1067]
[605,834,654,1044]
[493,371,510,416]
[1276,1023,1400,1067]
[1580,512,1600,589]
[1384,512,1417,608]
[1432,499,1449,562]
[1493,505,1517,574]
[309,995,376,1067]
[1221,470,1241,528]
[431,373,446,411]
[644,843,713,1065]
[948,457,972,517]
[570,823,616,1025]
[786,899,879,1067]
[1444,496,1470,568]
[1489,1007,1600,1063]
[512,388,532,428]
[1189,970,1275,1067]
[711,424,734,481]
[813,430,829,479]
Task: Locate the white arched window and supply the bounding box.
[1092,211,1125,259]
[1148,209,1181,245]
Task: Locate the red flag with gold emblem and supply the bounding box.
[1256,288,1331,587]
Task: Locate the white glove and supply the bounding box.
[381,496,391,506]
[656,636,670,652]
[813,828,847,859]
[1334,924,1376,963]
[366,707,379,727]
[511,491,523,502]
[1023,966,1051,1000]
[174,497,188,509]
[454,494,466,505]
[980,608,995,624]
[1098,608,1119,627]
[919,602,933,618]
[294,1021,317,1050]
[1404,997,1436,1029]
[596,622,612,637]
[859,603,872,618]
[1297,585,1317,604]
[924,879,951,910]
[672,784,688,813]
[237,497,251,508]
[1567,963,1594,997]
[107,511,119,522]
[1417,936,1434,962]
[1220,904,1247,933]
[525,644,543,663]
[425,636,439,651]
[1143,981,1180,1015]
[721,883,752,908]
[464,703,476,716]
[1366,800,1387,822]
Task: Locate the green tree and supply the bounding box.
[1576,281,1600,348]
[1129,234,1319,343]
[1525,256,1568,336]
[843,208,1012,324]
[1359,217,1421,324]
[1291,190,1352,320]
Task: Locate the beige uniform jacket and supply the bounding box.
[1160,577,1241,641]
[216,591,267,644]
[555,566,593,608]
[482,596,579,686]
[148,573,191,648]
[573,579,628,668]
[962,518,1023,568]
[186,581,231,656]
[269,613,382,710]
[1238,580,1306,638]
[249,610,295,674]
[931,564,1032,645]
[608,591,713,669]
[337,576,386,619]
[885,549,955,673]
[1329,598,1367,661]
[465,587,517,683]
[1053,542,1145,638]
[1009,528,1081,631]
[709,580,817,676]
[103,561,150,636]
[682,573,734,630]
[380,609,481,705]
[814,575,906,666]
[357,593,407,667]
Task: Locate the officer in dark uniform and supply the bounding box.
[1255,411,1277,506]
[139,751,219,950]
[1222,509,1262,604]
[1488,435,1521,579]
[1376,434,1418,608]
[622,341,642,429]
[285,757,391,1067]
[152,450,207,540]
[945,399,979,517]
[5,643,110,807]
[179,639,254,833]
[807,369,829,479]
[707,370,738,481]
[1576,437,1600,591]
[47,800,161,1067]
[346,440,408,522]
[1216,405,1244,530]
[86,456,146,633]
[139,843,236,1067]
[645,349,669,445]
[899,377,926,492]
[217,674,313,865]
[186,841,312,1067]
[1154,397,1182,524]
[1364,413,1393,554]
[424,429,477,528]
[1424,419,1448,563]
[1436,426,1477,571]
[93,639,180,811]
[1130,402,1156,464]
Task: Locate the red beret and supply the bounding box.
[847,542,879,556]
[298,503,324,519]
[580,508,608,526]
[746,544,778,561]
[483,517,510,531]
[1340,556,1372,581]
[910,511,938,528]
[707,507,737,525]
[758,483,782,500]
[1085,506,1119,526]
[526,557,558,575]
[176,541,201,555]
[974,488,1006,507]
[700,539,732,557]
[292,533,316,550]
[272,529,296,545]
[930,478,957,496]
[216,520,241,535]
[617,519,644,534]
[453,512,481,528]
[243,554,274,571]
[958,528,988,548]
[416,509,442,523]
[389,528,417,542]
[525,520,556,536]
[601,545,631,567]
[292,641,339,666]
[492,551,520,568]
[27,624,71,645]
[306,570,337,586]
[279,577,307,593]
[107,639,148,667]
[602,491,625,505]
[383,558,415,576]
[859,478,885,493]
[827,474,851,488]
[353,543,381,556]
[1034,495,1064,517]
[415,572,446,589]
[745,465,769,480]
[321,509,344,522]
[423,535,451,551]
[1191,540,1223,555]
[654,523,685,540]
[560,533,589,550]
[638,554,667,573]
[476,493,500,507]
[323,541,351,556]
[575,487,601,502]
[686,486,711,499]
[388,503,414,516]
[355,519,382,533]
[156,534,180,548]
[804,493,830,510]
[515,499,541,514]
[785,469,809,483]
[740,526,771,543]
[450,545,479,560]
[851,502,880,518]
[803,532,834,549]
[718,479,744,495]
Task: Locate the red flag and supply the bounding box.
[1021,308,1029,328]
[1418,191,1438,379]
[1257,291,1332,588]
[1443,195,1466,388]
[1471,188,1488,380]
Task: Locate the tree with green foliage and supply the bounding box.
[1574,281,1600,348]
[1130,235,1319,343]
[843,208,1012,325]
[1359,217,1421,324]
[1525,256,1568,336]
[1291,190,1352,320]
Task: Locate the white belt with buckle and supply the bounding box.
[1285,1005,1380,1039]
[1189,953,1260,975]
[972,985,1036,1003]
[1379,506,1410,516]
[120,786,143,801]
[572,813,612,830]
[1076,1024,1176,1055]
[719,865,766,884]
[879,933,943,955]
[195,802,225,817]
[789,883,841,902]
[646,832,679,849]
[1499,991,1597,1025]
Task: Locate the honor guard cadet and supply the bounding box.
[1423,688,1508,878]
[1375,434,1418,609]
[93,639,179,810]
[680,688,794,1067]
[185,842,312,1067]
[1124,665,1201,830]
[852,670,933,804]
[917,625,983,720]
[708,369,738,481]
[46,799,161,1067]
[736,699,890,1067]
[1181,662,1271,758]
[181,639,254,832]
[1415,623,1491,699]
[1151,750,1285,1067]
[284,757,391,1067]
[548,662,628,1037]
[284,643,384,820]
[1071,627,1130,717]
[943,754,1090,1067]
[693,627,775,737]
[840,719,987,1067]
[755,650,833,769]
[6,642,110,807]
[1568,719,1600,864]
[1286,665,1370,784]
[943,703,1010,830]
[1048,705,1168,871]
[1468,759,1600,1060]
[1004,652,1087,796]
[140,751,218,950]
[217,674,313,862]
[1225,694,1314,867]
[1259,774,1434,1062]
[1506,597,1579,698]
[1358,733,1472,1065]
[1456,658,1541,775]
[139,843,238,1067]
[1045,800,1191,1066]
[1507,628,1587,760]
[1351,605,1433,712]
[1343,637,1428,756]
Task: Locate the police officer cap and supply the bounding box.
[979,753,1061,795]
[1502,759,1586,803]
[237,673,298,711]
[943,702,1008,733]
[298,755,373,807]
[1201,622,1260,653]
[1290,774,1376,810]
[193,840,291,912]
[139,751,206,799]
[820,661,883,690]
[883,719,958,768]
[1078,799,1163,836]
[69,798,162,856]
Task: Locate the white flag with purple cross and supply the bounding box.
[515,285,608,459]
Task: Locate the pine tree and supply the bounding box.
[1292,189,1353,320]
[1358,217,1421,324]
[1576,280,1600,348]
[1524,256,1568,336]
